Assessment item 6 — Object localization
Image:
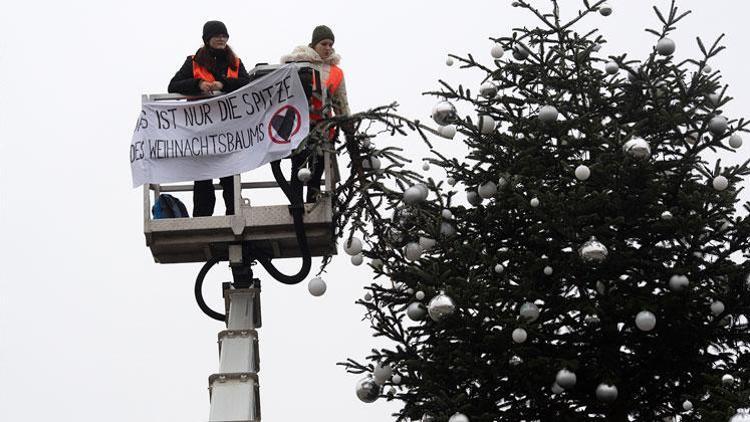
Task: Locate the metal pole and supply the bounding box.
[207,258,262,421]
[208,286,261,421]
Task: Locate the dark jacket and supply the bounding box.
[168,48,251,95]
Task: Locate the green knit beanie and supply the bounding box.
[310,25,335,47]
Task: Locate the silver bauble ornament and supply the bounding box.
[446,177,457,186]
[449,413,469,422]
[512,328,528,343]
[362,156,381,171]
[729,133,743,148]
[519,302,540,322]
[392,374,402,384]
[421,414,435,422]
[530,198,540,208]
[407,302,427,321]
[668,275,689,291]
[404,242,423,261]
[308,277,326,296]
[595,383,618,402]
[446,57,454,66]
[538,105,559,123]
[575,165,591,181]
[419,236,437,251]
[373,364,393,385]
[635,310,657,332]
[478,114,496,134]
[623,137,651,159]
[579,237,608,263]
[513,43,530,60]
[661,210,673,220]
[494,263,505,274]
[605,61,619,74]
[364,292,373,301]
[543,266,553,275]
[439,124,457,139]
[415,290,425,301]
[711,300,725,316]
[551,382,564,394]
[344,237,363,256]
[414,183,429,201]
[479,82,498,99]
[351,254,363,266]
[491,43,505,59]
[712,175,729,191]
[478,181,497,199]
[440,222,457,237]
[428,291,457,321]
[721,374,734,385]
[297,167,312,183]
[403,186,423,204]
[355,377,381,403]
[707,93,721,106]
[442,209,453,219]
[682,400,693,411]
[599,5,612,16]
[656,37,676,56]
[702,64,712,73]
[708,116,728,136]
[556,369,577,389]
[370,258,383,269]
[596,280,606,295]
[432,101,457,126]
[422,162,430,171]
[467,191,482,206]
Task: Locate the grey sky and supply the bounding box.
[1,1,748,421]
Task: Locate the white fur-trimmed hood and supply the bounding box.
[280,45,341,66]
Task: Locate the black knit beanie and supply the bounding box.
[203,20,229,43]
[310,25,335,47]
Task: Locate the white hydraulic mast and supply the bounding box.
[208,279,262,421]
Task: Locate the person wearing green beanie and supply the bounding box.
[281,25,351,202]
[310,25,335,48]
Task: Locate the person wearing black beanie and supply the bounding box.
[169,20,249,97]
[202,20,229,44]
[167,20,251,217]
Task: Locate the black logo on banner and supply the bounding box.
[268,105,302,144]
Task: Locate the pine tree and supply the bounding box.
[328,1,750,420]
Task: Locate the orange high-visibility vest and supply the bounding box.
[191,55,240,81]
[310,64,344,123]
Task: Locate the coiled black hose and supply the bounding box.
[195,256,225,321]
[260,159,311,284]
[193,158,314,320]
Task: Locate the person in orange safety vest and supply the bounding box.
[168,20,251,217]
[281,25,351,203]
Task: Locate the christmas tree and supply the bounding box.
[324,1,750,420]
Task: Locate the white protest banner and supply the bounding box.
[130,64,309,187]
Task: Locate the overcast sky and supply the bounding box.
[1,1,749,421]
